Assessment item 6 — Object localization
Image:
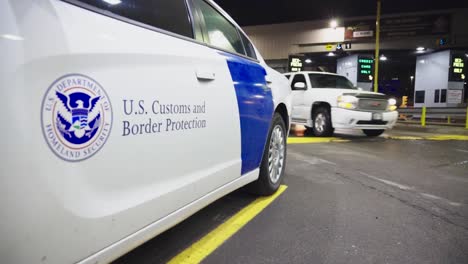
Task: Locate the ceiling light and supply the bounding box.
[102,0,121,5]
[305,59,312,63]
[330,20,338,29]
[1,34,24,41]
[379,54,387,61]
[327,52,335,57]
[416,47,425,51]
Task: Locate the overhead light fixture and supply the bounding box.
[327,52,335,57]
[379,54,387,61]
[305,59,312,63]
[416,47,425,52]
[1,34,24,41]
[330,20,338,29]
[102,0,121,5]
[410,76,414,80]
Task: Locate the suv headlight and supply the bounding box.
[337,95,358,110]
[387,98,397,111]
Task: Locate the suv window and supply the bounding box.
[309,74,356,89]
[77,0,193,38]
[240,33,257,59]
[194,0,245,55]
[291,74,307,90]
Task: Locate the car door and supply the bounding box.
[0,0,243,263]
[192,0,274,175]
[290,73,308,123]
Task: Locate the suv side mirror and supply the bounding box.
[293,82,307,90]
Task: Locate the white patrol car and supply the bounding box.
[284,71,398,137]
[0,0,291,263]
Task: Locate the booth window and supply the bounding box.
[434,89,440,103]
[441,89,447,103]
[415,91,425,103]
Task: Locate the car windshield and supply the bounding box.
[309,74,357,89]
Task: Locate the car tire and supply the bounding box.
[312,107,334,137]
[304,126,314,136]
[362,129,385,137]
[247,113,287,196]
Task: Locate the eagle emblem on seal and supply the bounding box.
[55,91,101,141]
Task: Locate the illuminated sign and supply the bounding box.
[449,53,466,82]
[288,55,304,72]
[357,56,374,82]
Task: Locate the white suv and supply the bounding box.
[285,71,398,137]
[0,1,291,263]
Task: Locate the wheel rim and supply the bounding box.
[315,113,326,133]
[268,125,285,184]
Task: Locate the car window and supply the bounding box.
[291,74,306,90]
[76,0,193,38]
[309,74,356,89]
[194,0,245,55]
[240,33,257,59]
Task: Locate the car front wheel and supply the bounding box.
[313,107,334,137]
[247,113,286,196]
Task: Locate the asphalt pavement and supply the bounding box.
[114,128,468,264]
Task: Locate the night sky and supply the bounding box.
[214,0,468,26]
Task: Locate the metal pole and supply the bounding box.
[421,106,426,127]
[373,0,381,93]
[466,106,468,129]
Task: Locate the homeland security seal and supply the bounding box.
[41,74,112,161]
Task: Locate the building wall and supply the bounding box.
[337,55,358,84]
[414,50,450,107]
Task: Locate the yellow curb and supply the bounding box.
[168,185,288,264]
[287,137,350,144]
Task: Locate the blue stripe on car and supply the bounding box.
[219,52,274,175]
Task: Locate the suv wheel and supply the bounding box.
[247,113,286,195]
[312,107,334,137]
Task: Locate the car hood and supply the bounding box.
[320,89,389,99]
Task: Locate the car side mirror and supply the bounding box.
[293,82,307,90]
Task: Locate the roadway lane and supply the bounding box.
[205,137,468,264]
[115,132,468,264]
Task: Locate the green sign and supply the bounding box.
[449,53,466,82]
[288,55,304,72]
[358,56,374,82]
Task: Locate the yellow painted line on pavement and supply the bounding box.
[168,185,288,264]
[287,137,350,144]
[386,135,468,141]
[385,136,424,140]
[425,135,468,141]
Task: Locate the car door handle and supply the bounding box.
[196,70,216,81]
